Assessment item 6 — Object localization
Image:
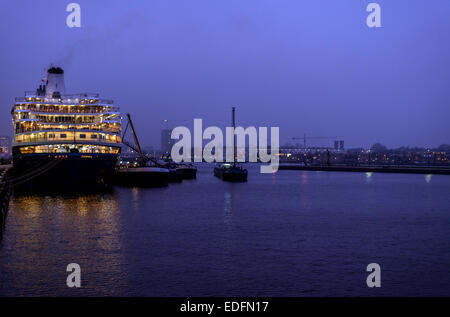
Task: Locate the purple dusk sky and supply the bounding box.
[1,0,449,148]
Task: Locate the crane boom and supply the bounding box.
[126,113,146,166]
[292,134,337,148]
[122,140,139,154]
[292,137,337,139]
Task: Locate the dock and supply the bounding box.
[278,164,450,175]
[0,165,13,237]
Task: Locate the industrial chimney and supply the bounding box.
[45,67,66,98]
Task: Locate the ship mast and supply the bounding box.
[232,107,236,165]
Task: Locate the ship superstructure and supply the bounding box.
[11,67,122,189]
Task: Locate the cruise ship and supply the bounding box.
[11,67,122,189]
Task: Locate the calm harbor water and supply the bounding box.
[0,165,449,296]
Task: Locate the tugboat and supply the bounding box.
[161,155,197,180]
[214,107,248,182]
[160,159,183,183]
[176,163,197,179]
[112,114,169,187]
[214,163,248,182]
[167,169,183,183]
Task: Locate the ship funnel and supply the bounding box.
[45,67,66,98]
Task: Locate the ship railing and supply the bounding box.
[13,108,120,115]
[24,91,100,98]
[21,119,120,125]
[15,127,121,134]
[14,136,122,145]
[14,118,101,124]
[16,95,114,105]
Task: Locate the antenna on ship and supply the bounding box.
[232,106,236,166]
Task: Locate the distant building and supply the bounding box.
[334,140,339,150]
[161,129,174,156]
[0,136,11,158]
[144,146,155,156]
[339,140,344,150]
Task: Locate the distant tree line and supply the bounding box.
[367,143,450,153]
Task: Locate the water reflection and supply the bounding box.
[223,186,236,225]
[1,192,123,296]
[365,172,373,183]
[1,165,449,296]
[132,187,140,201]
[271,170,277,184]
[301,171,308,185]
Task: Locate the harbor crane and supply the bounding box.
[122,113,163,168]
[122,113,147,167]
[292,134,337,149]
